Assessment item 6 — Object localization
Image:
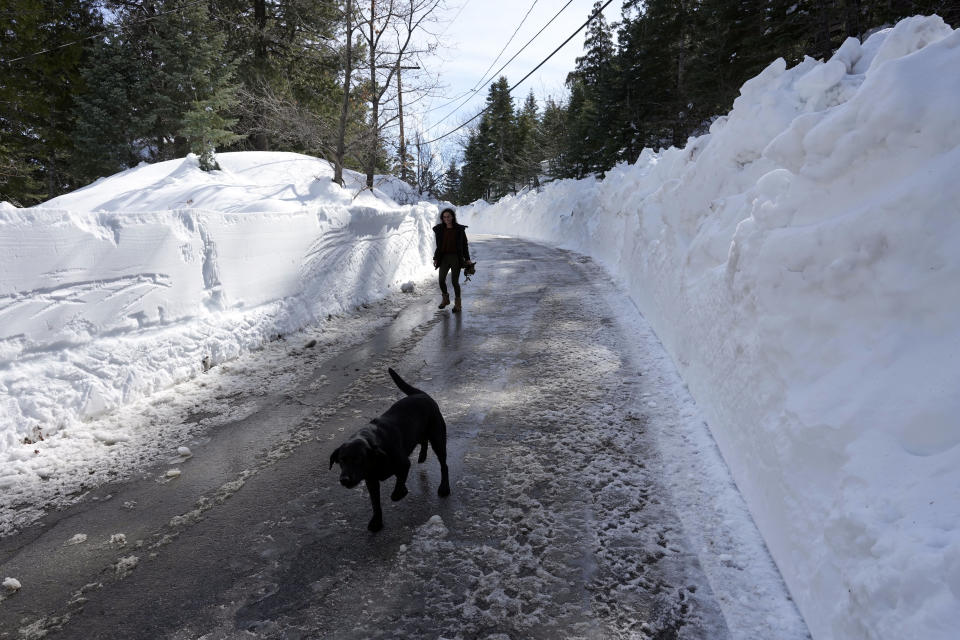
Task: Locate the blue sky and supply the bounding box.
[412,0,627,161]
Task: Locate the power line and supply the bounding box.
[0,0,212,65]
[423,0,576,130]
[419,0,546,120]
[471,0,577,93]
[421,0,615,146]
[470,0,538,92]
[438,0,474,39]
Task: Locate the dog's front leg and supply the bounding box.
[366,478,384,532]
[391,458,410,501]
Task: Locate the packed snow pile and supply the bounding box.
[461,15,960,640]
[0,152,436,459]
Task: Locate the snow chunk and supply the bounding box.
[92,430,131,446]
[2,577,21,591]
[114,555,139,578]
[420,514,448,538]
[65,534,88,546]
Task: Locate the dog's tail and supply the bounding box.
[388,368,424,396]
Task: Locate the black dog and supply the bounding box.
[329,368,451,532]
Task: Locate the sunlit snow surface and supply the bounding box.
[0,152,438,462]
[461,15,960,640]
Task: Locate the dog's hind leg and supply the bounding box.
[418,440,428,463]
[430,417,451,497]
[366,478,384,532]
[391,458,410,502]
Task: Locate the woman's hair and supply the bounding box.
[439,207,458,225]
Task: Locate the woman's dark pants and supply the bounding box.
[438,254,461,298]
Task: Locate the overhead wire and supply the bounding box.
[419,0,545,119]
[421,0,615,146]
[0,0,212,65]
[437,0,474,39]
[469,0,538,92]
[422,0,576,128]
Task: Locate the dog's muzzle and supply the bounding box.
[340,474,361,489]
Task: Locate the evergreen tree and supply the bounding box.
[71,35,146,180]
[459,127,490,203]
[562,76,595,179]
[440,159,461,203]
[514,91,541,190]
[182,84,244,170]
[611,0,656,160]
[483,77,519,199]
[0,0,103,204]
[539,96,569,180]
[458,77,519,202]
[570,0,619,173]
[141,0,240,162]
[217,0,346,155]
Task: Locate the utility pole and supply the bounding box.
[372,58,420,184]
[395,62,421,183]
[398,61,407,183]
[363,0,436,189]
[367,0,377,189]
[253,0,268,151]
[334,0,354,185]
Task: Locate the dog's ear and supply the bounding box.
[329,447,340,469]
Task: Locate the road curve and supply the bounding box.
[0,237,802,640]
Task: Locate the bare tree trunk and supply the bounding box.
[356,0,443,189]
[366,0,377,189]
[253,0,269,151]
[398,62,407,183]
[334,0,354,185]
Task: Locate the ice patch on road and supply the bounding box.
[0,287,432,538]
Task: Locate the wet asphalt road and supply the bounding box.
[0,237,734,640]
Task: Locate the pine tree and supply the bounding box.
[217,0,347,155]
[688,0,774,128]
[458,77,518,202]
[514,91,541,190]
[440,159,461,203]
[71,35,145,180]
[0,0,103,204]
[482,77,518,199]
[562,77,597,179]
[539,96,569,181]
[460,127,490,203]
[144,0,240,163]
[570,1,619,174]
[612,1,657,160]
[182,84,244,170]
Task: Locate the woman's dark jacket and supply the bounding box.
[433,223,471,265]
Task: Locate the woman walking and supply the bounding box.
[433,207,472,313]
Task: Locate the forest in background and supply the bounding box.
[452,0,959,203]
[2,0,958,207]
[1,0,442,206]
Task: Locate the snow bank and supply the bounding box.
[461,15,960,640]
[0,152,436,459]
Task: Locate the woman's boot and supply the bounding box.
[452,297,462,313]
[438,294,451,309]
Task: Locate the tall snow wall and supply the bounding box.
[0,203,436,452]
[461,15,960,640]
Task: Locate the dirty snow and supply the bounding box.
[0,152,437,482]
[460,15,960,640]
